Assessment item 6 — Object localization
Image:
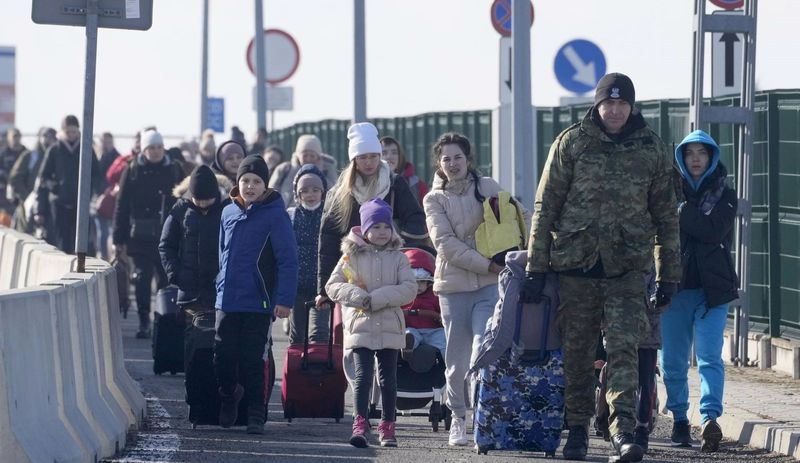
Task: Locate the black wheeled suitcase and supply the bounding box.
[185,310,276,428]
[152,285,184,375]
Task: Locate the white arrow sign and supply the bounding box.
[562,45,597,88]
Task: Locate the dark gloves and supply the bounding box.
[651,281,678,311]
[520,271,547,304]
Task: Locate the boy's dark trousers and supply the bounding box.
[214,311,270,422]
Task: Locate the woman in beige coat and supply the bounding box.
[326,198,417,449]
[423,132,529,446]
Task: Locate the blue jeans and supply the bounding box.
[439,284,499,418]
[660,288,728,423]
[406,327,446,358]
[94,216,111,260]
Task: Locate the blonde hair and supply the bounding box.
[328,160,380,234]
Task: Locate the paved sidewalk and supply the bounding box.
[657,364,800,459]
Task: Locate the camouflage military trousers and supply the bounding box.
[558,271,646,436]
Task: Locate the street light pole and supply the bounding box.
[200,0,209,134]
[353,0,366,123]
[255,0,267,130]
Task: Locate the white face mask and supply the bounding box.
[301,201,322,211]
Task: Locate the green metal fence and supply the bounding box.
[269,89,800,338]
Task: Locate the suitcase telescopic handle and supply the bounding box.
[302,300,335,371]
[515,293,551,362]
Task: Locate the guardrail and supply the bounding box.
[0,226,145,463]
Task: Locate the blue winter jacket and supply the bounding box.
[215,188,298,313]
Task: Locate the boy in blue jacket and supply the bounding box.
[215,155,298,434]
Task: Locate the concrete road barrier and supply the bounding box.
[0,227,146,462]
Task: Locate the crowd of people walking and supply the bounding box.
[0,72,738,460]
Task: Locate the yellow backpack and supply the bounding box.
[475,191,528,263]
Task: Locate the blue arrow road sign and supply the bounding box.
[553,39,606,94]
[206,97,225,133]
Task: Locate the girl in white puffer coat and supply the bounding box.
[325,198,417,449]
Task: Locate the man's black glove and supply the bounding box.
[520,271,547,304]
[651,281,679,311]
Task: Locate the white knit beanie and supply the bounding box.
[294,134,322,156]
[141,129,164,151]
[347,122,382,160]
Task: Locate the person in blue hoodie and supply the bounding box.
[661,130,738,453]
[214,155,298,434]
[285,163,330,345]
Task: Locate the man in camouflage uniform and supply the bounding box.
[521,73,680,462]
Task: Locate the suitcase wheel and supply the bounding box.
[191,423,197,430]
[170,370,177,375]
[287,417,292,423]
[477,445,489,455]
[546,450,556,458]
[335,417,340,424]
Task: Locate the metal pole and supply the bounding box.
[353,0,367,123]
[736,0,758,365]
[689,0,705,131]
[75,0,99,272]
[512,0,534,206]
[200,0,209,134]
[255,0,267,130]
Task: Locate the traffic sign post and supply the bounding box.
[712,10,743,97]
[490,0,533,37]
[246,29,301,85]
[498,37,512,105]
[252,86,294,111]
[554,39,606,94]
[31,0,152,273]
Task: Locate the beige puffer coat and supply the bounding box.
[424,174,513,294]
[325,227,417,350]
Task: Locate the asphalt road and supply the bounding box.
[105,312,795,463]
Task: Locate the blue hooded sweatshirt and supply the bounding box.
[674,130,721,190]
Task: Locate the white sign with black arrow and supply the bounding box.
[499,37,512,105]
[711,10,743,97]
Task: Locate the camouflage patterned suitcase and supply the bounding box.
[474,297,565,456]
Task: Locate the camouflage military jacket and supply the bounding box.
[526,109,680,283]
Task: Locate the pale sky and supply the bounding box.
[1,0,798,144]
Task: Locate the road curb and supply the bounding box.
[656,377,800,459]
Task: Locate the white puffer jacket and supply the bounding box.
[424,174,507,294]
[325,227,417,350]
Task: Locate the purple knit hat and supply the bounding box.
[360,198,393,234]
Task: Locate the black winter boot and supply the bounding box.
[633,426,649,453]
[562,425,589,460]
[611,432,644,462]
[671,420,693,447]
[136,312,151,339]
[218,384,244,428]
[246,402,265,434]
[700,419,722,452]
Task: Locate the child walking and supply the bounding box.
[286,163,330,344]
[325,198,417,448]
[400,247,446,360]
[214,155,298,434]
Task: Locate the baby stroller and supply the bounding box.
[395,344,451,432]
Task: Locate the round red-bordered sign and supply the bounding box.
[490,0,534,37]
[246,28,300,85]
[709,0,744,9]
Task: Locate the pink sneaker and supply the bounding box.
[378,420,397,447]
[350,415,370,448]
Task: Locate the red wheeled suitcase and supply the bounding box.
[281,301,347,422]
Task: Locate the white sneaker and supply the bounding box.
[448,416,469,446]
